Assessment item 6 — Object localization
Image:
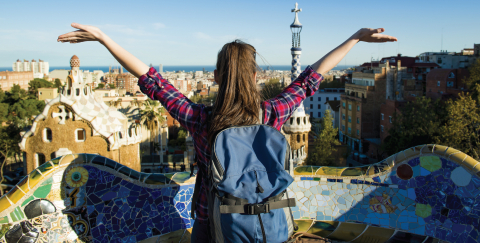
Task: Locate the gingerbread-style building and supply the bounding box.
[19,55,142,174]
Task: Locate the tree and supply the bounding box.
[465,59,480,100]
[139,100,166,165]
[382,97,447,156]
[0,125,21,196]
[53,79,63,92]
[28,78,54,98]
[97,83,105,89]
[439,94,480,159]
[108,84,115,89]
[261,78,285,100]
[306,110,340,166]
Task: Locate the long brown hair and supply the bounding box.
[207,40,262,145]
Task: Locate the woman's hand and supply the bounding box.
[57,23,105,44]
[351,28,397,43]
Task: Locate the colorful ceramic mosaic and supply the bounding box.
[0,144,479,242]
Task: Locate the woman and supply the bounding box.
[58,24,396,242]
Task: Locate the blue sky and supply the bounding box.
[1,0,479,67]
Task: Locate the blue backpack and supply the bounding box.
[192,110,297,242]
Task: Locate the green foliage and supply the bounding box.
[261,78,285,100]
[139,100,166,155]
[28,78,54,97]
[53,79,63,92]
[191,93,217,105]
[108,84,115,89]
[97,83,105,89]
[306,110,340,166]
[169,127,187,149]
[319,79,344,89]
[465,59,480,100]
[382,97,447,156]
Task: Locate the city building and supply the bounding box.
[19,55,142,174]
[0,70,33,91]
[425,68,470,100]
[304,88,344,119]
[340,65,387,153]
[418,45,478,69]
[38,87,58,101]
[12,59,49,78]
[325,100,340,129]
[103,67,140,94]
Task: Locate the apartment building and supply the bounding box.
[304,88,344,119]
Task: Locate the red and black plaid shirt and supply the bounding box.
[138,66,323,223]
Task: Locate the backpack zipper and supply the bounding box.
[254,170,264,193]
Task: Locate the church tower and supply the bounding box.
[284,3,311,168]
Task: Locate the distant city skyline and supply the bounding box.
[1,0,479,67]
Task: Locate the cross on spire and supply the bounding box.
[292,2,302,14]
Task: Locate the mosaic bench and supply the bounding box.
[0,144,479,243]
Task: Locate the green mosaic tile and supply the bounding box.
[307,221,339,237]
[41,177,53,186]
[171,172,191,184]
[21,196,35,207]
[341,167,368,176]
[0,224,10,240]
[316,167,345,176]
[420,156,442,172]
[0,216,8,224]
[50,157,61,166]
[33,183,52,198]
[144,174,167,185]
[28,169,43,188]
[294,166,315,176]
[37,161,54,175]
[10,207,25,222]
[294,220,314,232]
[313,178,320,181]
[415,203,432,218]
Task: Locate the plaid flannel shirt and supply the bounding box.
[138,66,323,223]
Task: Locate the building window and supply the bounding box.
[381,125,384,133]
[357,117,360,124]
[357,105,360,111]
[342,102,345,108]
[36,153,46,167]
[297,134,300,143]
[318,97,321,101]
[326,97,329,101]
[44,128,52,142]
[357,129,359,135]
[76,129,86,142]
[348,104,352,110]
[348,116,351,123]
[342,125,345,131]
[76,88,80,96]
[310,97,313,101]
[318,112,321,117]
[303,134,305,142]
[310,104,313,109]
[348,127,351,134]
[334,97,337,101]
[310,112,313,117]
[389,116,392,123]
[318,104,321,109]
[381,113,384,120]
[437,81,441,87]
[342,114,345,120]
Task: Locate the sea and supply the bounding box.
[0,65,352,73]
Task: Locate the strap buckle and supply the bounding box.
[245,203,270,214]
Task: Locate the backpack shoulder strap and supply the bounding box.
[258,105,264,124]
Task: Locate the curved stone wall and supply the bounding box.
[0,144,479,242]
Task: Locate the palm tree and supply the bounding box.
[139,100,166,170]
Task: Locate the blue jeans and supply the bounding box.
[191,220,210,243]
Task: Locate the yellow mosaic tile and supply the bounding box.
[449,152,467,165]
[384,156,395,168]
[16,176,29,194]
[444,147,461,158]
[460,155,479,170]
[415,145,426,153]
[433,145,448,156]
[50,157,62,167]
[351,226,395,243]
[59,154,76,166]
[156,228,188,242]
[294,219,314,232]
[327,222,367,242]
[0,196,12,213]
[341,167,368,177]
[28,169,44,189]
[395,151,407,163]
[179,228,193,243]
[403,147,419,160]
[294,166,315,176]
[307,221,339,238]
[365,166,376,176]
[421,144,434,154]
[315,167,345,176]
[36,162,55,177]
[5,186,25,205]
[472,164,480,175]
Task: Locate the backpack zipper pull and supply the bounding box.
[254,171,264,193]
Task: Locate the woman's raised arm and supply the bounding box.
[57,23,149,78]
[311,28,397,76]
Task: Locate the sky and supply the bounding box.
[1,0,479,67]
